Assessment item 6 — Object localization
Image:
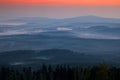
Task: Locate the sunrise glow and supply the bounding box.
[0,0,120,6]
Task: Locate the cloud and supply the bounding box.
[0,22,26,26]
[1,0,120,6]
[76,32,120,39]
[0,30,28,36]
[33,56,52,60]
[0,29,46,36]
[57,27,72,31]
[10,61,34,66]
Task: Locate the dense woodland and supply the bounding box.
[0,63,120,80]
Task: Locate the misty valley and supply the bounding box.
[0,16,120,67]
[0,16,120,80]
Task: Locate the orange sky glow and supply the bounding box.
[0,0,120,6]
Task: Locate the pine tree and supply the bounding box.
[83,67,91,80]
[96,63,109,80]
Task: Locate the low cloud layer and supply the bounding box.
[75,32,120,39]
[57,27,72,31]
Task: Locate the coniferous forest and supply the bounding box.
[0,63,120,80]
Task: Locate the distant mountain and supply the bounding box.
[0,15,120,39]
[88,26,110,30]
[5,15,120,23]
[61,15,120,23]
[6,17,58,23]
[86,25,116,32]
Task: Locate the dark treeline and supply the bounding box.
[0,63,120,80]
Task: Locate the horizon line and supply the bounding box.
[1,15,120,20]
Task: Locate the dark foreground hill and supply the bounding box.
[0,49,120,68]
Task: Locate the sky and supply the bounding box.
[0,0,120,19]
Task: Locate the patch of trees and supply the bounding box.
[0,63,120,80]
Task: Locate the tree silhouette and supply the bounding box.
[0,63,120,80]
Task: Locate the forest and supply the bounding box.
[0,63,120,80]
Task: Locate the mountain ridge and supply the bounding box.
[4,15,120,23]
